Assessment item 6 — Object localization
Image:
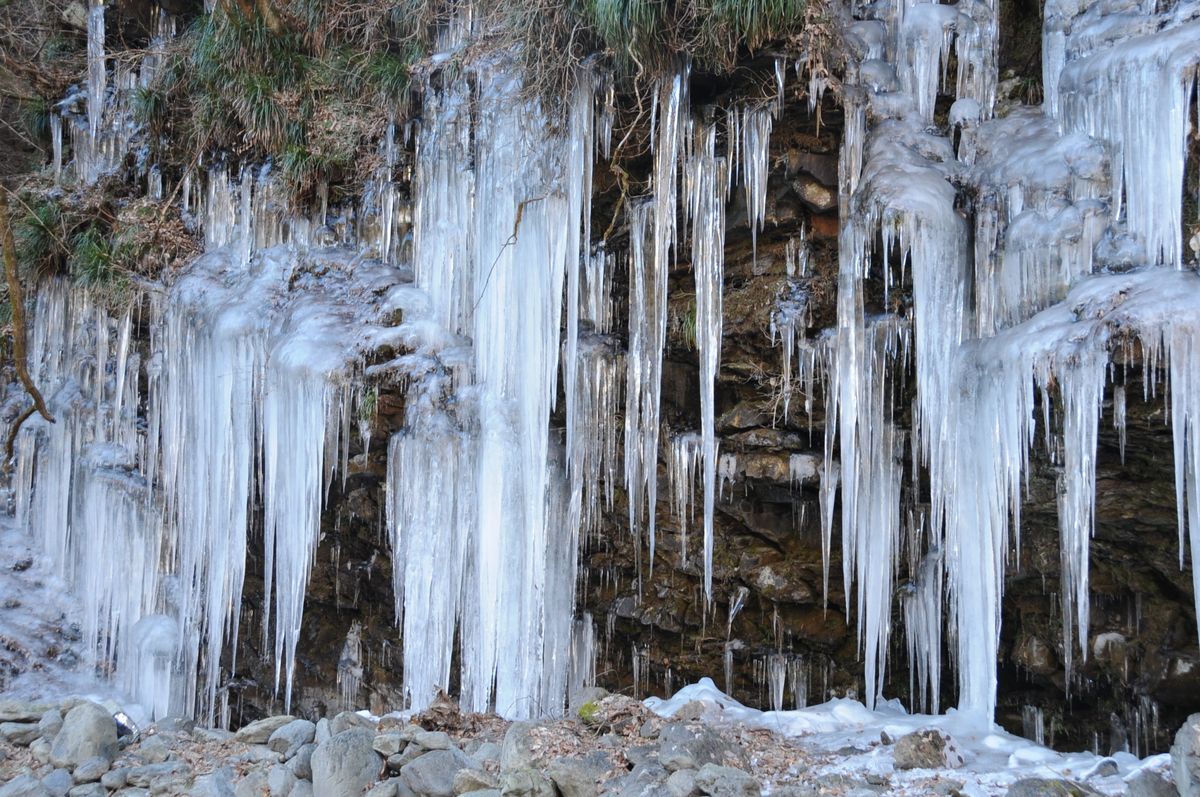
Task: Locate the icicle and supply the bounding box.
[688,122,729,601]
[624,71,687,570]
[741,106,772,264]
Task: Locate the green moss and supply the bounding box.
[577,699,600,723]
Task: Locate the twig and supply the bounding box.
[4,404,35,469]
[0,186,54,424]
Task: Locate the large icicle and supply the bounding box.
[625,71,688,568]
[687,122,729,600]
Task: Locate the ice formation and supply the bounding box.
[8,0,1200,742]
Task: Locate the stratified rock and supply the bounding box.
[1005,779,1099,796]
[50,702,118,769]
[693,764,758,797]
[892,730,964,770]
[234,715,295,745]
[400,748,474,796]
[268,719,317,759]
[658,724,739,772]
[311,728,381,797]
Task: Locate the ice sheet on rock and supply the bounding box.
[646,679,1163,796]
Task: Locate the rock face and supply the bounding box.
[311,728,381,797]
[48,702,117,769]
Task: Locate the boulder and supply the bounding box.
[233,770,269,797]
[1004,780,1099,796]
[0,775,48,797]
[1,721,43,745]
[1175,713,1200,797]
[123,762,187,788]
[66,785,107,797]
[453,768,497,793]
[267,763,296,797]
[191,767,237,797]
[329,711,375,736]
[501,722,547,771]
[50,702,118,769]
[665,769,698,797]
[400,747,474,796]
[234,715,296,745]
[412,730,452,751]
[892,729,965,770]
[134,734,170,764]
[693,764,758,797]
[291,782,314,797]
[286,742,316,780]
[40,770,73,797]
[72,756,111,783]
[658,724,739,772]
[0,699,54,722]
[547,752,612,797]
[1126,768,1175,797]
[311,728,382,797]
[100,769,130,789]
[498,768,556,797]
[38,710,64,741]
[374,732,406,756]
[268,719,317,759]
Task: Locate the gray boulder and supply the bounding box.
[1,721,43,745]
[38,710,64,741]
[233,770,269,797]
[40,770,73,797]
[605,762,668,797]
[291,782,314,797]
[658,724,739,772]
[66,785,107,797]
[665,769,698,797]
[234,715,296,745]
[267,763,296,797]
[1126,768,1175,797]
[50,702,118,769]
[1176,713,1200,797]
[0,775,48,797]
[286,742,316,780]
[191,767,237,797]
[329,711,375,737]
[314,718,331,745]
[123,761,187,788]
[268,719,317,759]
[892,729,965,770]
[459,792,500,797]
[1004,779,1099,797]
[0,699,54,722]
[400,747,474,796]
[311,727,382,797]
[452,768,497,793]
[412,730,452,751]
[693,764,758,797]
[72,756,111,783]
[498,768,556,797]
[374,732,406,756]
[547,752,612,797]
[134,734,170,764]
[100,768,130,789]
[501,722,547,772]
